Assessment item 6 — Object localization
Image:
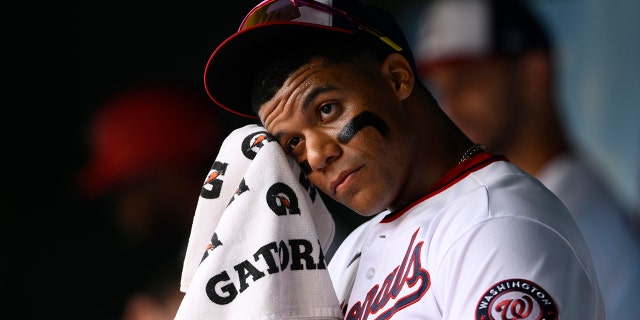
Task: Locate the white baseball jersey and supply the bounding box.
[537,153,640,320]
[328,153,605,320]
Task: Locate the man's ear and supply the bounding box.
[381,53,414,100]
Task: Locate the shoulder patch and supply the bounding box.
[475,278,557,320]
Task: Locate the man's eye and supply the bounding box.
[319,103,335,120]
[286,137,301,151]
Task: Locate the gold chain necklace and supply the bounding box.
[458,143,484,164]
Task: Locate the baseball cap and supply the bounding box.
[78,84,224,197]
[204,0,415,119]
[413,0,550,75]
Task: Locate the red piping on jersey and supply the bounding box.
[381,152,507,223]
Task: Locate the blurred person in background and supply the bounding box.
[75,83,229,319]
[412,0,640,318]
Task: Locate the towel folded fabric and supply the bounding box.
[176,124,342,320]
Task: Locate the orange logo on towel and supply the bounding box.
[266,182,300,216]
[241,131,275,160]
[201,161,228,199]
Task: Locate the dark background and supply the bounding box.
[10,2,245,317]
[10,2,258,315]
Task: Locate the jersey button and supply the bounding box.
[366,268,375,279]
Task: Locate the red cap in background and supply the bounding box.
[78,84,224,197]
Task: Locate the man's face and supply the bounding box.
[421,57,522,152]
[258,57,414,216]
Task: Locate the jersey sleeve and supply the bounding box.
[436,216,602,320]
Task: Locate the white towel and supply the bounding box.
[176,124,342,320]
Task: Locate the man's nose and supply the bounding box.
[305,132,341,173]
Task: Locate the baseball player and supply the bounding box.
[199,0,605,318]
[412,1,640,318]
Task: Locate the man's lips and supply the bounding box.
[331,166,363,195]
